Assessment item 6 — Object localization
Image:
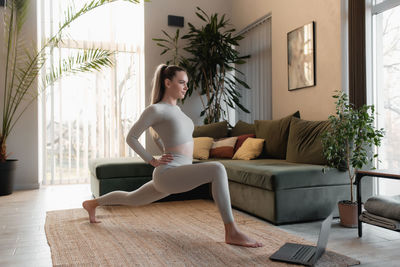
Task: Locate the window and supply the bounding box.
[38,0,144,184]
[371,0,400,195]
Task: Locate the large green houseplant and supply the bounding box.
[153,7,251,125]
[321,90,385,227]
[0,0,140,195]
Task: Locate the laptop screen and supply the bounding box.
[311,212,333,264]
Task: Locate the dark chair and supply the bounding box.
[356,169,400,237]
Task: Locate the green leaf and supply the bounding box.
[152,38,169,42]
[195,12,207,22]
[161,30,172,39]
[156,43,170,48]
[234,76,250,89]
[196,7,210,21]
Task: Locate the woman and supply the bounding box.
[83,64,263,248]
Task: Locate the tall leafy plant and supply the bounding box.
[153,7,250,124]
[0,0,140,162]
[321,91,385,203]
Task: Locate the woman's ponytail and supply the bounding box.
[149,64,167,142]
[150,64,168,105]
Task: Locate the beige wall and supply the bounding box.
[232,0,342,120]
[0,1,39,190]
[144,0,232,154]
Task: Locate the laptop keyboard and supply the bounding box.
[291,246,316,262]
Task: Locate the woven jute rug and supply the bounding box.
[45,199,360,266]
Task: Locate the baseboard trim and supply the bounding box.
[14,183,40,190]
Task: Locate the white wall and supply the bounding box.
[0,0,39,190]
[232,0,343,120]
[144,0,232,154]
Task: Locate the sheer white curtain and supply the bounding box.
[38,0,144,184]
[371,0,400,195]
[235,17,272,123]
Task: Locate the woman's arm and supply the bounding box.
[126,105,160,163]
[153,135,165,153]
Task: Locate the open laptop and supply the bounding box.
[269,212,333,266]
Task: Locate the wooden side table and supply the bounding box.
[355,169,400,237]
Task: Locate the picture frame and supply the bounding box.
[287,21,316,91]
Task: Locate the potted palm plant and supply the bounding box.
[321,90,385,227]
[0,0,140,195]
[153,7,251,124]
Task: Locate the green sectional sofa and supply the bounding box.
[89,156,348,224]
[200,158,348,224]
[89,111,369,225]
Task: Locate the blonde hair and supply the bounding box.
[149,64,186,140]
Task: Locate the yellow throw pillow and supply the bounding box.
[232,138,264,160]
[193,137,214,159]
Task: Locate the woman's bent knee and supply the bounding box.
[209,162,228,181]
[212,161,226,172]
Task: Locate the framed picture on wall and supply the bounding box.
[287,21,316,91]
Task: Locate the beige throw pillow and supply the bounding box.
[232,138,264,160]
[193,137,214,159]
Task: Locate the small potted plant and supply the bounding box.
[321,90,385,227]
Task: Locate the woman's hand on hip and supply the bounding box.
[150,153,174,167]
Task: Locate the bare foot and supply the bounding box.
[82,199,101,223]
[224,222,263,248]
[225,229,264,248]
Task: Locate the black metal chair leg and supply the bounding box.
[357,174,363,237]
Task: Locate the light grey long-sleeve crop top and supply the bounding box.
[126,101,195,163]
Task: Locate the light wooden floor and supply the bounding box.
[0,184,399,267]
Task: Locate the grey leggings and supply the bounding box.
[96,153,234,224]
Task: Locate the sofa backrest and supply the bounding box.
[192,112,330,166]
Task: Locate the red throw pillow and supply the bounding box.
[234,134,256,153]
[209,137,238,158]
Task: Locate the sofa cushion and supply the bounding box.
[255,111,300,159]
[210,137,238,158]
[194,158,348,190]
[234,133,256,153]
[193,121,229,139]
[89,157,154,179]
[193,137,214,159]
[232,138,264,160]
[229,180,349,224]
[231,120,255,136]
[286,117,330,165]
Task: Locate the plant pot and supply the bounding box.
[0,159,18,196]
[338,200,358,228]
